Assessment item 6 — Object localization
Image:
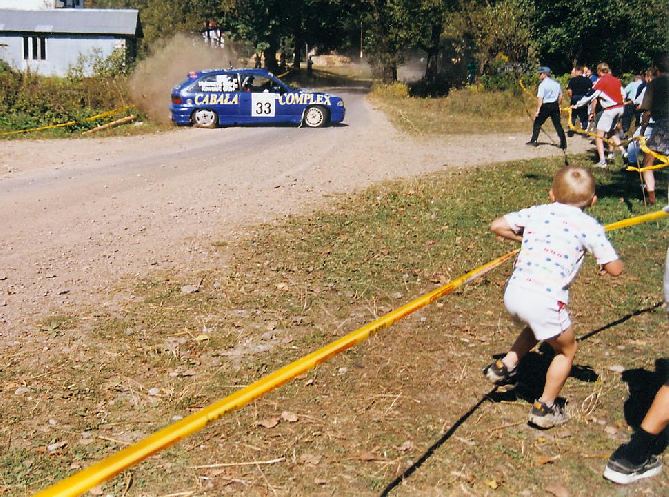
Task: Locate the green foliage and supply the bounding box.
[89,0,667,84]
[67,48,131,79]
[0,69,129,135]
[532,0,669,73]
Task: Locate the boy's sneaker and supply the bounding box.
[595,160,608,168]
[528,399,569,429]
[483,359,517,385]
[604,452,662,485]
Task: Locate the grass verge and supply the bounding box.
[1,156,667,497]
[369,82,536,135]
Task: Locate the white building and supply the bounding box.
[0,8,141,76]
[0,1,83,9]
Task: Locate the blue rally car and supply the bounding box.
[170,68,345,128]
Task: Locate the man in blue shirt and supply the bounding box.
[527,66,567,149]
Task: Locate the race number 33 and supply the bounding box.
[251,93,276,117]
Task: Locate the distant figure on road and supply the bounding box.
[526,66,567,150]
[485,166,623,429]
[307,56,313,77]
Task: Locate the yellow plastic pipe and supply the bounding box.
[33,209,667,497]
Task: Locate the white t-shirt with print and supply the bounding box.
[504,203,618,303]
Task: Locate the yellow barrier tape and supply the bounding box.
[562,106,626,148]
[625,136,669,172]
[0,106,132,137]
[521,79,669,169]
[561,106,669,173]
[33,209,668,497]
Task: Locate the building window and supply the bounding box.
[39,37,46,60]
[22,36,47,61]
[57,0,82,7]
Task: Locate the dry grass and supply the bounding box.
[1,156,667,496]
[369,83,535,135]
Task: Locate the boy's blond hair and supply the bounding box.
[552,166,595,207]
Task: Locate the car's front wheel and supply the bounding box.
[192,108,218,128]
[303,106,328,128]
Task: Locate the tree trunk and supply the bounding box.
[424,22,442,82]
[293,34,302,70]
[263,43,278,72]
[382,63,397,83]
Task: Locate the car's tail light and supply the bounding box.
[171,95,182,105]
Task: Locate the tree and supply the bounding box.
[445,0,535,75]
[532,0,669,74]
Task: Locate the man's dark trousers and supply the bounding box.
[530,101,567,148]
[570,96,589,129]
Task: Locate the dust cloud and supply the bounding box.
[129,34,239,124]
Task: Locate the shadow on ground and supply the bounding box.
[378,387,497,497]
[621,357,669,455]
[377,304,664,496]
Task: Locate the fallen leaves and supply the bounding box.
[281,410,298,423]
[535,454,561,466]
[299,453,322,465]
[258,411,299,429]
[258,417,280,429]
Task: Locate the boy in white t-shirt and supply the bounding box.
[484,166,623,428]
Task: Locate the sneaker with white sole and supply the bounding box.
[483,359,517,385]
[604,453,662,484]
[528,399,569,429]
[595,161,608,168]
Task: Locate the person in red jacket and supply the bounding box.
[572,63,625,167]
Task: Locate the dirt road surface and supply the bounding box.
[0,91,590,343]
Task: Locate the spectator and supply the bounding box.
[638,55,669,205]
[622,74,644,132]
[526,66,567,150]
[485,166,622,428]
[625,68,658,166]
[584,65,598,84]
[572,63,625,167]
[567,65,593,134]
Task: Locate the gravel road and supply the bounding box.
[0,90,590,341]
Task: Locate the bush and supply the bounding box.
[0,68,130,134]
[370,82,410,99]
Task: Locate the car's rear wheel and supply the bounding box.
[303,106,328,128]
[192,108,218,128]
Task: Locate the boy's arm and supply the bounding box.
[491,216,523,242]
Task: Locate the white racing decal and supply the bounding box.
[217,74,238,92]
[199,74,238,92]
[278,93,331,106]
[251,93,276,117]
